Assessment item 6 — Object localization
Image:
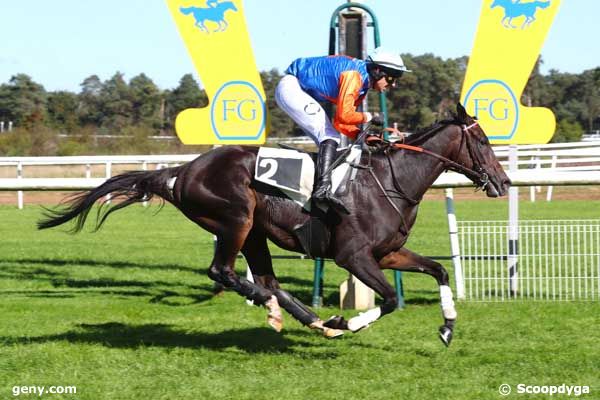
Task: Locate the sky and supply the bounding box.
[0,0,598,93]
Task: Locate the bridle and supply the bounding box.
[392,121,490,191]
[349,121,492,226]
[455,121,490,191]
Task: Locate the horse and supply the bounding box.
[179,1,238,33]
[38,103,510,346]
[491,0,551,29]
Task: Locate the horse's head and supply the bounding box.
[222,1,238,12]
[452,103,511,197]
[490,0,503,9]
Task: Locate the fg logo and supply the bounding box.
[463,79,519,140]
[166,0,268,144]
[211,81,266,140]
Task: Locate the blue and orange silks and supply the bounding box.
[285,56,371,139]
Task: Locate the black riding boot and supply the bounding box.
[313,139,350,214]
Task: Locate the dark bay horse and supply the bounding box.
[38,104,510,346]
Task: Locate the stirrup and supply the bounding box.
[316,194,350,215]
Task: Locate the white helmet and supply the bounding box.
[367,47,411,76]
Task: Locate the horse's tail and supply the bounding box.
[37,166,182,232]
[179,6,194,15]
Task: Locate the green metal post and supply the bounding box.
[312,258,325,307]
[394,269,405,309]
[322,2,404,309]
[329,3,389,128]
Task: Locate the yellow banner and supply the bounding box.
[166,0,268,144]
[461,0,561,144]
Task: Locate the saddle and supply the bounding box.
[253,145,362,258]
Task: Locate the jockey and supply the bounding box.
[275,47,410,214]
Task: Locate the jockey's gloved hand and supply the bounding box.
[370,112,384,127]
[364,112,384,127]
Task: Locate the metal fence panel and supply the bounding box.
[458,220,600,301]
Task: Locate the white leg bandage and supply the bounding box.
[440,285,457,320]
[347,307,382,332]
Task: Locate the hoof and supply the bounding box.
[267,315,283,333]
[323,315,349,330]
[323,327,344,339]
[439,325,453,347]
[309,320,344,339]
[265,295,283,333]
[212,282,225,296]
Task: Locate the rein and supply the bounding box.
[359,121,490,221]
[392,122,489,190]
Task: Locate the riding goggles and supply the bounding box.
[383,70,403,87]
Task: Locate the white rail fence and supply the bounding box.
[493,141,600,201]
[2,140,600,194]
[457,220,600,301]
[0,155,198,209]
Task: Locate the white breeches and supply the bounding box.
[275,74,340,144]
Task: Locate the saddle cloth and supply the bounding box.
[254,145,362,207]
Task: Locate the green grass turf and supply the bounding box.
[0,198,598,399]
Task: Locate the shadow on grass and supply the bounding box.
[0,260,218,306]
[0,257,203,274]
[0,287,217,307]
[0,322,339,357]
[403,297,440,306]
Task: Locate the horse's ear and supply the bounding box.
[456,103,468,123]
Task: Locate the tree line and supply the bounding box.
[0,54,598,155]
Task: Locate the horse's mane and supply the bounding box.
[364,118,458,155]
[404,117,460,146]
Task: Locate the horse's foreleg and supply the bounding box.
[327,250,399,333]
[213,20,228,32]
[195,21,207,32]
[522,15,534,29]
[379,247,456,346]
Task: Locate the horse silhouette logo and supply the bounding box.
[180,0,238,33]
[491,0,551,29]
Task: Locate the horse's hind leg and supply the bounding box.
[241,230,343,338]
[206,219,274,306]
[379,247,457,346]
[241,229,284,331]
